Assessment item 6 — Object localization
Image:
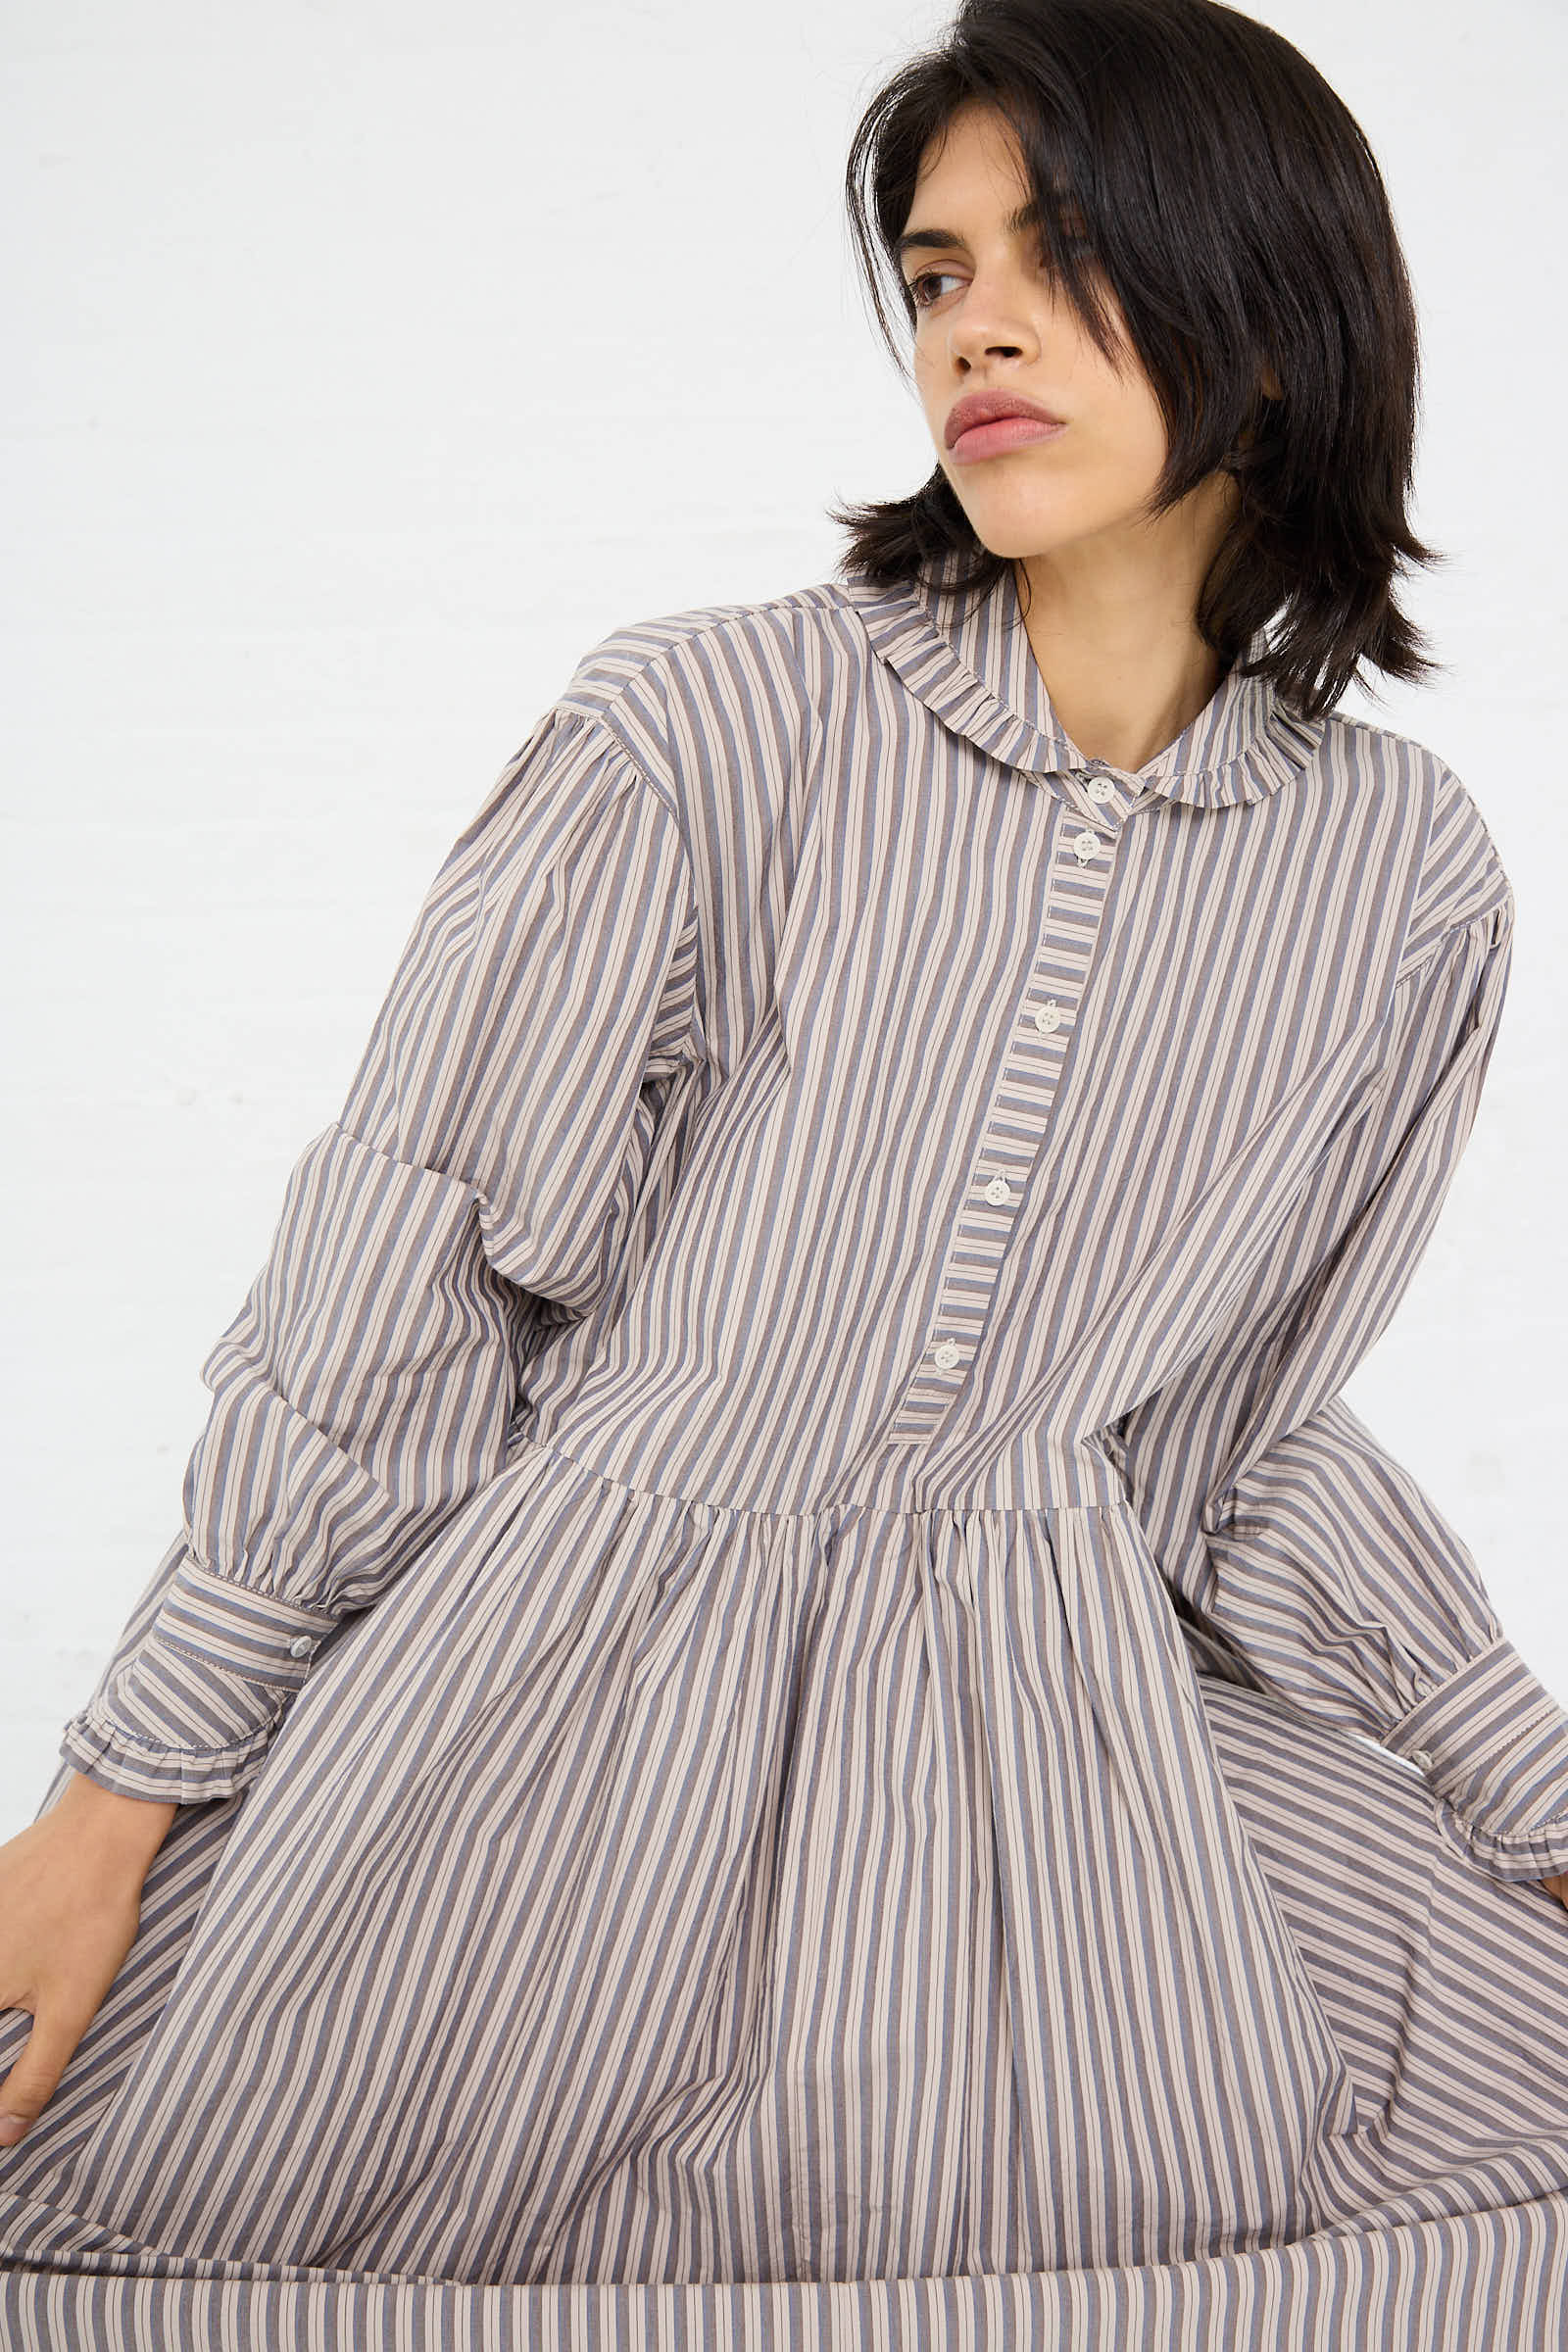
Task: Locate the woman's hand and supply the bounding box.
[0,1771,177,2147]
[1542,1871,1568,1910]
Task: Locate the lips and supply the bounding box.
[945,391,1065,449]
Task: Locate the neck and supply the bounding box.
[1011,557,1228,776]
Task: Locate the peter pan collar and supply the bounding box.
[837,546,1327,810]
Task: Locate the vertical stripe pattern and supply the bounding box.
[6,547,1568,2344]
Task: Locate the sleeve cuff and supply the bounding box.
[59,1554,337,1805]
[1386,1633,1568,1881]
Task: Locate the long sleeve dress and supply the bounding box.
[4,546,1568,2350]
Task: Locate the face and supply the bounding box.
[898,101,1240,579]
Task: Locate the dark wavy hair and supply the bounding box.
[829,0,1446,722]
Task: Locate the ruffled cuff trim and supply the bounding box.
[1387,1633,1568,1881]
[59,1556,337,1806]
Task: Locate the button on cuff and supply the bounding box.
[58,1552,338,1804]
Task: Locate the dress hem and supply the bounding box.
[3,2185,1565,2351]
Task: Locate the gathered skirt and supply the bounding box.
[4,1443,1568,2348]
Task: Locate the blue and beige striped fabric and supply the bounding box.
[6,547,1568,2347]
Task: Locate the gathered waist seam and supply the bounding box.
[508,1429,1135,1527]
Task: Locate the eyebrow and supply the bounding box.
[894,198,1045,270]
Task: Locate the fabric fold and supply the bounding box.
[59,707,703,1801]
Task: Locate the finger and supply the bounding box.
[0,1995,96,2146]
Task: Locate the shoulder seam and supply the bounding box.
[545,701,690,846]
[483,703,706,1062]
[1394,878,1515,993]
[554,587,836,838]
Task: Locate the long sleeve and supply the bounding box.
[61,706,704,1804]
[1110,878,1568,1883]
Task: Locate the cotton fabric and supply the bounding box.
[5,548,1568,2347]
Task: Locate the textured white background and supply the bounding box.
[2,0,1563,1842]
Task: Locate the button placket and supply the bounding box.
[887,777,1128,1444]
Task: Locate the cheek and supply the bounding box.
[1123,402,1173,481]
[1076,382,1165,482]
[913,357,949,442]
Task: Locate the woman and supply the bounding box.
[4,1,1567,2343]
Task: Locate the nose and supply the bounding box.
[946,282,1038,370]
[954,337,1025,369]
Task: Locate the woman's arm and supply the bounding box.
[1116,883,1568,1883]
[59,702,704,1808]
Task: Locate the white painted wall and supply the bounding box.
[3,0,1563,1841]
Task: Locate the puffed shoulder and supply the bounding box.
[546,589,826,806]
[1379,735,1513,971]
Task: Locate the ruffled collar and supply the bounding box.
[837,546,1327,810]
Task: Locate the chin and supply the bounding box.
[953,508,1078,563]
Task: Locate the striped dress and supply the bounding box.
[5,547,1568,2349]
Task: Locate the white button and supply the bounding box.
[1409,1746,1433,1770]
[984,1175,1010,1204]
[1072,828,1099,862]
[1032,1001,1061,1033]
[1088,777,1115,801]
[288,1635,315,1658]
[932,1339,960,1369]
